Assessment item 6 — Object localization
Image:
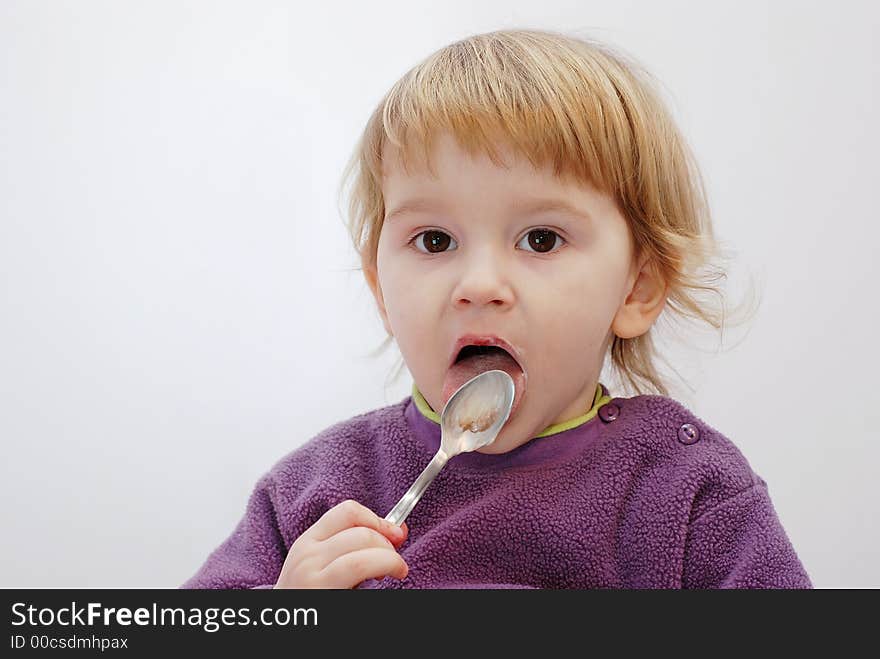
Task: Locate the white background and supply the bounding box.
[2,0,877,588]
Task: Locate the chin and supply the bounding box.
[475,442,514,455]
[476,417,533,455]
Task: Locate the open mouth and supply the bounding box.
[441,341,527,420]
[454,344,513,363]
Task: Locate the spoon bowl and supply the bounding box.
[440,369,515,454]
[384,369,515,526]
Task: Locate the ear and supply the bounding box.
[363,262,394,337]
[610,252,668,340]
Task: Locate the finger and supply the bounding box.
[316,526,395,569]
[307,499,404,544]
[320,547,409,587]
[390,521,409,549]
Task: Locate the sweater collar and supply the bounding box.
[404,381,613,472]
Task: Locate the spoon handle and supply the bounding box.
[384,451,448,526]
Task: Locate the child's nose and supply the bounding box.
[451,251,515,309]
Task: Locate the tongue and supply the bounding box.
[441,350,525,414]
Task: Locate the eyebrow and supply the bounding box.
[384,199,448,223]
[384,197,593,224]
[509,198,594,224]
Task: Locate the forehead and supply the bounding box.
[380,132,612,221]
[381,133,578,208]
[381,131,538,183]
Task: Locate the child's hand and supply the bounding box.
[274,499,409,589]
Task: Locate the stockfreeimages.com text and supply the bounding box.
[11,602,317,633]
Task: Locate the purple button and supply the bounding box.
[598,403,620,423]
[678,423,699,445]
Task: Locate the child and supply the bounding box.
[182,28,811,589]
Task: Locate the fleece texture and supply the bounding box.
[182,386,812,589]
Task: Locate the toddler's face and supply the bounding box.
[366,132,653,453]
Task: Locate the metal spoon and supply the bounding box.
[384,369,515,526]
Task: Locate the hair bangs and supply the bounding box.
[370,33,642,194]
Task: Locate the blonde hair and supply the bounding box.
[338,28,757,398]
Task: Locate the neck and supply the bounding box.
[411,381,611,440]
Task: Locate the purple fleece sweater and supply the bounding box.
[182,385,812,589]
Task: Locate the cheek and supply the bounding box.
[377,245,445,324]
[378,273,442,386]
[378,264,436,341]
[530,280,619,356]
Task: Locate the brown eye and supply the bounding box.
[518,229,564,254]
[412,230,456,254]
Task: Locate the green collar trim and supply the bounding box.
[411,381,612,439]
